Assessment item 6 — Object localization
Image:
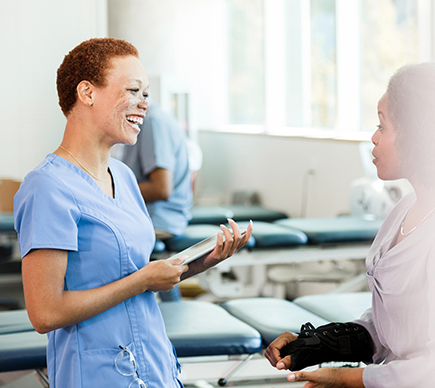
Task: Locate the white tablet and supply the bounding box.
[167,230,246,265]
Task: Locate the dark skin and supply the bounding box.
[138,168,173,202]
[265,331,364,387]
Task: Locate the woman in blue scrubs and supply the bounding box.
[14,38,252,388]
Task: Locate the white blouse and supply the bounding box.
[355,192,435,387]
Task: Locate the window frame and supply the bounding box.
[222,0,435,141]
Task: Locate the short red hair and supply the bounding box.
[56,38,139,116]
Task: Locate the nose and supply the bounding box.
[139,98,149,112]
[371,127,379,145]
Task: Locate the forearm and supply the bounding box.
[138,168,173,202]
[138,181,168,202]
[25,269,147,334]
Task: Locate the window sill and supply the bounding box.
[199,126,373,143]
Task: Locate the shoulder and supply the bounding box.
[17,155,76,201]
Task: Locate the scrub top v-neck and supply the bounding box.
[14,154,183,388]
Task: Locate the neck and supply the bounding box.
[57,128,112,181]
[410,182,435,214]
[399,182,435,237]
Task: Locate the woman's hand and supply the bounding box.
[182,219,253,279]
[141,257,188,292]
[265,331,298,370]
[287,367,365,388]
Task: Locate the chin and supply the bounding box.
[123,134,139,146]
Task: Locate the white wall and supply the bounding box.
[0,0,367,218]
[0,0,107,180]
[195,131,366,218]
[108,0,229,133]
[107,1,368,218]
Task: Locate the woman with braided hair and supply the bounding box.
[266,63,435,387]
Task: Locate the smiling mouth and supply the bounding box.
[126,115,143,126]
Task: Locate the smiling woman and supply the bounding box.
[13,37,253,388]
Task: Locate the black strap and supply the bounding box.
[279,322,374,371]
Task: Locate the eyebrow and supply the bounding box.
[378,111,385,118]
[130,79,149,89]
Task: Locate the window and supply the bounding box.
[361,0,419,131]
[228,0,431,137]
[310,0,337,128]
[229,0,265,125]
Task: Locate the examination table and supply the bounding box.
[0,205,378,385]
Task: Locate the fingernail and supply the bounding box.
[227,218,234,223]
[288,373,296,381]
[277,361,285,369]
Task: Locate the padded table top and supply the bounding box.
[0,302,263,371]
[0,331,47,372]
[0,213,14,233]
[293,292,372,322]
[275,216,384,244]
[165,224,255,252]
[235,221,307,248]
[189,206,234,225]
[165,224,223,252]
[221,298,328,346]
[159,300,262,357]
[224,205,289,223]
[0,309,34,335]
[189,205,288,225]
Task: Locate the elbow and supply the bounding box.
[159,189,171,201]
[151,186,171,201]
[34,325,51,335]
[30,318,51,335]
[28,310,59,334]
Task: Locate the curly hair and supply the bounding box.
[56,38,139,116]
[387,62,435,186]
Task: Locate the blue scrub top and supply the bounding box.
[14,154,183,388]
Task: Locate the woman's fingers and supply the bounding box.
[220,224,235,257]
[224,218,254,257]
[204,219,254,266]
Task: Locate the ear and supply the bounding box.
[77,81,94,107]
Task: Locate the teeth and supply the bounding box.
[127,116,143,125]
